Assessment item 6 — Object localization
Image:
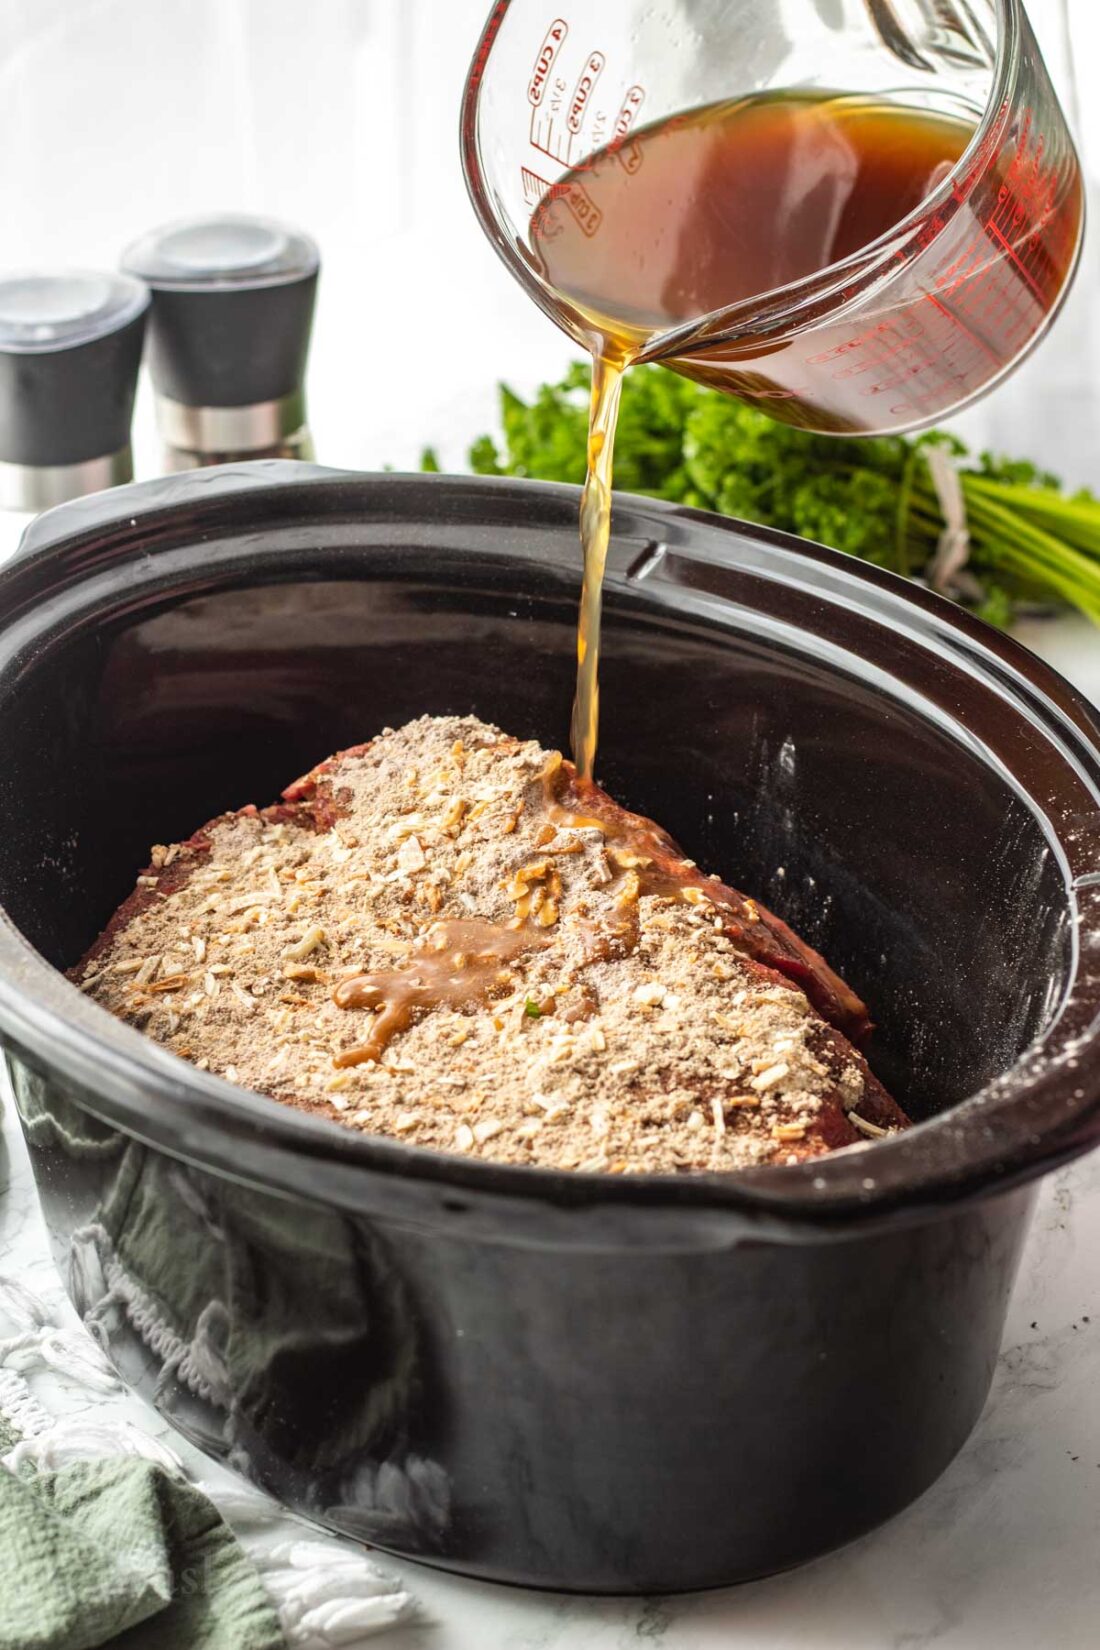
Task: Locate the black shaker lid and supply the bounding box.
[0,271,148,471]
[121,214,319,416]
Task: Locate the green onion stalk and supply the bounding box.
[424,362,1100,630]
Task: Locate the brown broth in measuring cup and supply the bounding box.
[534,93,976,356]
[526,90,1082,779]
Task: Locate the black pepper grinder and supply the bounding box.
[0,271,148,511]
[121,215,319,470]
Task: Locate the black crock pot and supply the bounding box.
[0,463,1098,1593]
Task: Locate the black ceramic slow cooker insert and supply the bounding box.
[0,464,1097,1593]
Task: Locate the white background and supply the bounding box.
[0,0,1096,485]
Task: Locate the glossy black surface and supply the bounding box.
[122,217,318,409]
[0,289,147,465]
[0,465,1098,1590]
[134,277,318,409]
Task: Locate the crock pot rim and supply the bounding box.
[1,461,1098,1228]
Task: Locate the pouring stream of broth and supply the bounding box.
[531,90,980,778]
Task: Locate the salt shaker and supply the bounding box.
[0,271,148,511]
[121,215,319,470]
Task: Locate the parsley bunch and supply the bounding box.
[428,363,1100,629]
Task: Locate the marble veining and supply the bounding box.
[1,1092,1097,1650]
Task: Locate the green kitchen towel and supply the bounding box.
[3,1065,415,1647]
[0,1451,285,1650]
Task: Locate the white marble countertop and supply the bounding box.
[3,1095,1098,1650]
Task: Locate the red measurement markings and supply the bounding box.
[930,241,1012,349]
[808,297,976,417]
[560,178,601,237]
[980,144,1057,306]
[854,314,944,405]
[608,84,645,174]
[883,336,969,418]
[834,335,918,385]
[930,177,1053,368]
[530,106,574,165]
[567,51,605,135]
[933,228,992,297]
[528,19,568,105]
[807,306,931,381]
[908,117,1069,400]
[910,104,1072,392]
[611,85,645,142]
[521,166,552,209]
[530,177,602,242]
[925,287,1007,382]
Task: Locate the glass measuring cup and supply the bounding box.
[462,0,1084,435]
